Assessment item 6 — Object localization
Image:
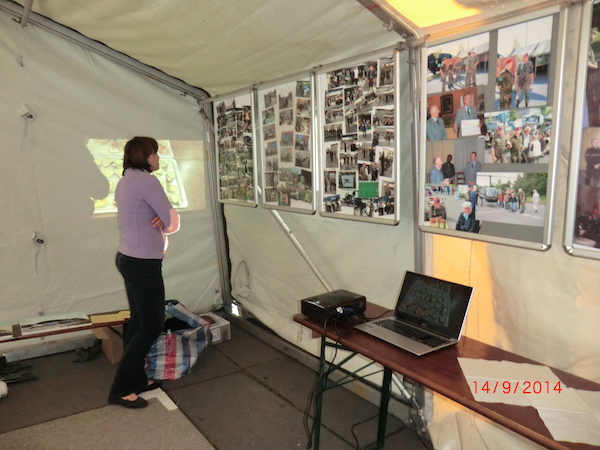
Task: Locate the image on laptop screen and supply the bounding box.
[394,272,473,339]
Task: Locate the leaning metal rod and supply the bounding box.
[391,372,413,402]
[19,0,33,27]
[256,187,333,293]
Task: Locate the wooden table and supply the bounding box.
[294,304,600,450]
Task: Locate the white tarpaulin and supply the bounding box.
[0,11,222,324]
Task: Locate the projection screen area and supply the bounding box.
[0,13,221,321]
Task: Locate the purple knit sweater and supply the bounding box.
[116,168,178,259]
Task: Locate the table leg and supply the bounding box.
[376,368,392,448]
[313,333,328,450]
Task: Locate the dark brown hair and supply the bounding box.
[123,137,158,173]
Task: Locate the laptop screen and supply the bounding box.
[393,271,473,339]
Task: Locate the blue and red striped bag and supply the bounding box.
[145,300,210,380]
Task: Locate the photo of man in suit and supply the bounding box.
[453,93,478,137]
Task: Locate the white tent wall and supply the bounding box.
[225,48,415,392]
[0,11,222,334]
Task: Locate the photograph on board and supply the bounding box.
[426,88,484,140]
[495,16,553,110]
[321,56,397,220]
[259,79,313,210]
[482,107,553,165]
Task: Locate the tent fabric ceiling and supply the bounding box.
[9,0,567,96]
[11,0,404,96]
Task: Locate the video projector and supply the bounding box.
[301,289,366,324]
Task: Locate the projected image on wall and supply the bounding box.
[87,139,205,214]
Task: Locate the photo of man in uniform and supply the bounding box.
[496,57,515,110]
[516,53,535,107]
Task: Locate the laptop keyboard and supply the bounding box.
[376,319,446,347]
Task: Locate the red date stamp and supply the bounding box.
[472,380,563,394]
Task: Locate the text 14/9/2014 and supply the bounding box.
[472,380,563,395]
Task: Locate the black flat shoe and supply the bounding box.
[108,395,148,409]
[140,380,163,392]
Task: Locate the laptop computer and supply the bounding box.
[354,271,473,356]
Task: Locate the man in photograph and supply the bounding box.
[491,126,508,163]
[585,138,600,186]
[517,188,526,214]
[496,58,515,109]
[426,104,447,141]
[516,53,534,107]
[453,93,478,137]
[469,184,478,213]
[465,52,478,87]
[580,203,600,247]
[440,58,448,92]
[429,156,448,186]
[441,154,455,183]
[464,151,482,185]
[510,128,524,163]
[456,201,478,232]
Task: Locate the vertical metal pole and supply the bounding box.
[200,104,233,307]
[408,45,425,274]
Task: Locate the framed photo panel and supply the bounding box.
[564,1,600,260]
[419,9,566,250]
[258,78,315,213]
[215,93,257,206]
[318,50,400,224]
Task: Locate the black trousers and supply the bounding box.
[109,252,165,398]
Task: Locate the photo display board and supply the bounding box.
[319,51,399,224]
[565,1,600,260]
[215,93,257,206]
[258,78,315,212]
[420,12,564,249]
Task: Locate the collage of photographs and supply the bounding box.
[216,95,256,203]
[321,56,397,220]
[259,80,313,210]
[573,2,600,252]
[424,15,555,243]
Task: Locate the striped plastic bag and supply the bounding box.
[145,300,211,380]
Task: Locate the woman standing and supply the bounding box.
[108,137,180,408]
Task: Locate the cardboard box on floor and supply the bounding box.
[200,312,231,345]
[92,325,124,364]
